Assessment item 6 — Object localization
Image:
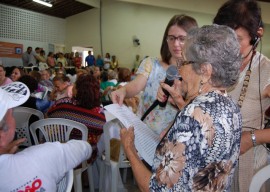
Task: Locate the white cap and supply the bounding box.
[39,62,49,71]
[0,82,30,120]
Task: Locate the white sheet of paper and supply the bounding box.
[104,104,160,166]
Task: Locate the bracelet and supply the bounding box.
[250,130,257,147]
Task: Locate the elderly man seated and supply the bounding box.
[0,82,92,191]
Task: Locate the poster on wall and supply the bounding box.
[0,42,23,58]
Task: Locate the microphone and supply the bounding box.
[140,65,180,121]
[159,65,180,108]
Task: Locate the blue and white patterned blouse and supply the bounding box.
[149,91,242,191]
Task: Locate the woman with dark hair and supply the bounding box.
[0,65,12,86]
[47,74,105,164]
[10,67,25,82]
[213,1,270,191]
[111,15,198,135]
[47,52,56,68]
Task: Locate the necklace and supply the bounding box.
[237,51,256,108]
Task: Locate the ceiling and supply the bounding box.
[0,0,94,18]
[0,0,270,19]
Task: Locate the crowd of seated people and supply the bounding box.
[0,60,140,188]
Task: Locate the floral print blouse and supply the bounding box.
[149,91,242,191]
[136,57,178,135]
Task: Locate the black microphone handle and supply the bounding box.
[141,100,159,121]
[159,77,174,108]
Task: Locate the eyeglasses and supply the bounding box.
[176,59,195,69]
[166,35,186,44]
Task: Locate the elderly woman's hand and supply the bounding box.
[120,127,137,155]
[157,79,185,109]
[240,131,254,155]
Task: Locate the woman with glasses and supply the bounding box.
[111,15,198,135]
[121,24,242,192]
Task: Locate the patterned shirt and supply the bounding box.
[136,57,178,135]
[47,97,106,163]
[149,91,242,191]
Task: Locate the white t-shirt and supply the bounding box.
[0,140,91,192]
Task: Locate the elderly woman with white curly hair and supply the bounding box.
[120,24,242,192]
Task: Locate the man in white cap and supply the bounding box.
[0,82,92,191]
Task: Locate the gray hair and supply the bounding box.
[183,24,241,88]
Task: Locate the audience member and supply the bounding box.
[56,52,68,67]
[40,50,46,62]
[0,65,12,86]
[50,74,73,101]
[121,24,242,192]
[21,46,32,67]
[111,15,198,135]
[64,53,72,67]
[10,67,25,82]
[65,68,78,83]
[85,50,95,67]
[111,55,119,70]
[40,69,54,91]
[107,69,118,85]
[73,52,82,69]
[47,52,56,68]
[28,47,38,66]
[0,82,92,192]
[47,74,106,164]
[116,67,139,113]
[34,47,46,65]
[56,62,66,75]
[213,1,270,191]
[96,54,104,69]
[93,66,101,82]
[18,75,51,112]
[103,53,111,70]
[100,71,116,102]
[117,67,131,86]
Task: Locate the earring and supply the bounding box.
[198,80,203,94]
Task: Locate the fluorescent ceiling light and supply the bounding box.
[33,0,53,7]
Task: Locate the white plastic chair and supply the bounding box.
[13,107,44,147]
[249,164,270,192]
[57,169,74,192]
[99,111,132,192]
[30,118,95,192]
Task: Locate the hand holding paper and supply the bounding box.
[104,104,160,166]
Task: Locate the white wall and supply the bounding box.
[1,1,270,68]
[0,4,66,67]
[66,0,214,69]
[66,0,270,69]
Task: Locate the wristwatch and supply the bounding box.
[250,130,257,147]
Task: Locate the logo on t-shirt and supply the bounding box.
[16,178,45,192]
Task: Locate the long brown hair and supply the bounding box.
[160,14,198,64]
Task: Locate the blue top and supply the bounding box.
[85,55,95,66]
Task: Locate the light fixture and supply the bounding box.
[33,0,53,7]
